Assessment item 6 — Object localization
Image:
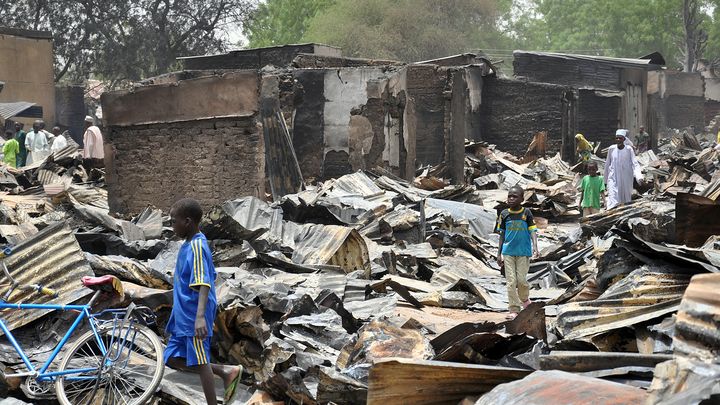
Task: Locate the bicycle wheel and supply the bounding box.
[55,323,165,405]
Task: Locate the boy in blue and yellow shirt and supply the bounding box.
[496,186,539,319]
[164,198,243,404]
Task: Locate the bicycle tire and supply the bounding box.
[55,323,165,405]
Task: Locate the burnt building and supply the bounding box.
[513,51,664,147]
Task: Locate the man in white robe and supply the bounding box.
[50,126,68,153]
[604,129,643,210]
[24,120,49,165]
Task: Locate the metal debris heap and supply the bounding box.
[0,132,719,404]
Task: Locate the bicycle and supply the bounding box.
[0,248,165,404]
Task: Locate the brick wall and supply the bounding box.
[665,95,706,130]
[106,117,264,214]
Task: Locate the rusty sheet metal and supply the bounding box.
[291,224,370,275]
[673,273,720,361]
[539,351,673,372]
[367,358,530,405]
[555,267,691,339]
[475,370,648,405]
[675,193,720,247]
[1,223,94,332]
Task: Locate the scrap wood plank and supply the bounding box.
[367,358,530,405]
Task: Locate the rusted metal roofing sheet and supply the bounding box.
[1,223,94,332]
[673,273,720,362]
[555,267,691,339]
[0,102,35,120]
[292,224,370,274]
[475,370,648,405]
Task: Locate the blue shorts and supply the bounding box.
[163,335,211,366]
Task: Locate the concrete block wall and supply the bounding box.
[106,117,264,213]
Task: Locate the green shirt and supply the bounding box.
[3,139,19,168]
[580,175,605,209]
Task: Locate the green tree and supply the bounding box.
[243,0,335,48]
[1,0,253,87]
[302,0,510,62]
[509,0,720,70]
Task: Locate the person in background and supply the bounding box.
[39,120,54,146]
[3,130,20,168]
[575,133,593,164]
[51,126,68,153]
[604,130,643,209]
[83,116,104,168]
[578,162,605,216]
[635,126,650,153]
[14,123,27,167]
[25,120,49,165]
[496,186,539,320]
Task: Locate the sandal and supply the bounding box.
[224,365,244,404]
[505,312,518,320]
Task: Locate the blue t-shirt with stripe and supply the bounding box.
[166,232,217,337]
[496,207,537,257]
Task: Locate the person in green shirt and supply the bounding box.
[14,122,27,167]
[3,130,20,168]
[578,161,606,216]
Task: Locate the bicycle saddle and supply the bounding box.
[81,275,124,296]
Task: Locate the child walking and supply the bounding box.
[164,198,243,404]
[496,186,539,320]
[579,162,605,216]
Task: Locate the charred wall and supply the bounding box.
[664,95,705,130]
[54,85,86,145]
[291,67,406,181]
[291,70,325,181]
[404,65,447,167]
[480,78,572,156]
[106,117,264,213]
[182,44,341,70]
[513,53,624,91]
[577,90,621,144]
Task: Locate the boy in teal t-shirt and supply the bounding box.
[579,162,605,216]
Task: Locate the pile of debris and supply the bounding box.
[0,135,718,404]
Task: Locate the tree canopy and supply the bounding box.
[243,0,335,48]
[301,0,511,63]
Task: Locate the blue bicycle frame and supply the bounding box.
[0,293,107,383]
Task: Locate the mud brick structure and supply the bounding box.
[102,71,264,213]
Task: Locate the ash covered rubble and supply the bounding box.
[0,132,719,404]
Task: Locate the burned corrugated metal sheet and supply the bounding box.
[672,273,720,362]
[475,370,648,405]
[675,193,720,247]
[1,223,94,332]
[292,224,370,275]
[555,266,691,339]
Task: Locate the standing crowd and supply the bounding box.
[1,116,104,169]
